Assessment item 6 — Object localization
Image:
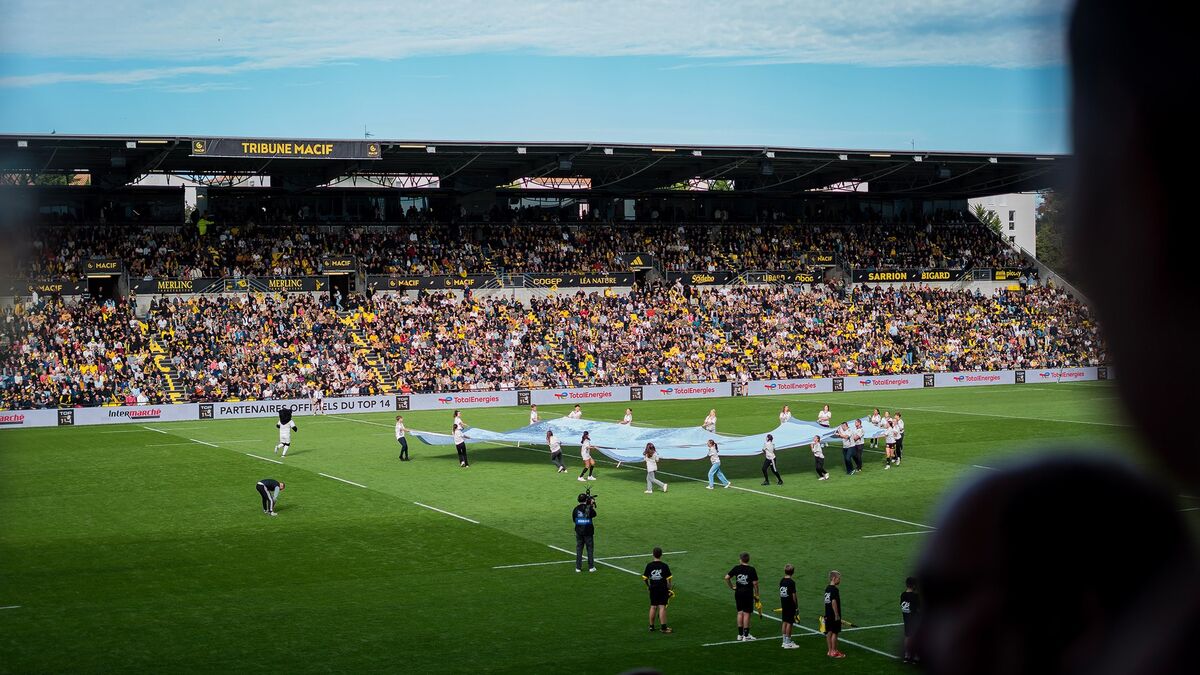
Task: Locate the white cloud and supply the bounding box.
[0,0,1068,87]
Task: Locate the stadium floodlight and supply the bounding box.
[869,153,891,158]
[126,141,137,149]
[603,148,614,155]
[651,148,676,152]
[765,151,775,158]
[396,144,426,149]
[692,150,702,157]
[913,156,923,162]
[426,146,437,153]
[16,140,28,148]
[838,154,848,161]
[517,147,527,154]
[988,157,998,164]
[1036,157,1055,161]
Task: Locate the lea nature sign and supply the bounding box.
[191,138,382,160]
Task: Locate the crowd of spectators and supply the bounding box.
[13,217,1027,284]
[1,281,1102,409]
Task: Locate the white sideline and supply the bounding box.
[973,464,998,471]
[493,550,688,570]
[0,605,20,610]
[141,425,169,434]
[753,609,899,659]
[188,438,219,448]
[413,501,479,524]
[864,404,1129,428]
[547,544,639,575]
[861,531,934,539]
[246,453,283,465]
[318,472,368,489]
[702,621,907,646]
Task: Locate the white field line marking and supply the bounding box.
[754,609,899,660]
[413,502,479,524]
[146,442,200,447]
[318,472,368,489]
[703,621,906,646]
[99,430,148,434]
[0,605,20,610]
[870,404,1129,428]
[1179,507,1199,513]
[862,531,934,539]
[547,544,639,575]
[246,453,283,465]
[493,550,688,570]
[141,425,169,434]
[973,464,999,471]
[188,438,219,448]
[502,443,934,530]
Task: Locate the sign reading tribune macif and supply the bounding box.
[191,138,382,160]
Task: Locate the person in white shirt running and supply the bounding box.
[869,409,883,448]
[703,409,717,433]
[567,404,583,420]
[620,408,634,425]
[779,405,792,424]
[529,405,540,424]
[547,430,566,473]
[761,434,783,486]
[706,439,732,489]
[818,404,832,427]
[453,424,469,467]
[578,431,597,481]
[811,436,829,480]
[643,442,668,493]
[395,414,409,461]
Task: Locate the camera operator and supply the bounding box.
[572,490,598,573]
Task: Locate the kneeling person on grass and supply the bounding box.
[256,478,285,516]
[643,547,674,633]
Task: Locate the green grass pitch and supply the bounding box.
[0,382,1129,674]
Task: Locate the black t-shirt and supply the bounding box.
[572,504,596,536]
[643,561,672,589]
[727,564,758,595]
[779,577,797,608]
[824,584,841,618]
[260,478,280,491]
[900,590,920,616]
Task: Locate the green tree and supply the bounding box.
[1035,190,1072,276]
[972,202,1003,235]
[710,179,733,191]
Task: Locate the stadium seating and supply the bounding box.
[1,283,1103,408]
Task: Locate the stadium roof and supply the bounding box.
[0,134,1064,198]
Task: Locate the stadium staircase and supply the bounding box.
[339,312,398,395]
[146,324,190,404]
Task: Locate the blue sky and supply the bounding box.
[0,1,1070,153]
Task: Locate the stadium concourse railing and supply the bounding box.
[0,367,1112,430]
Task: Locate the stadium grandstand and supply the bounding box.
[0,134,1087,410]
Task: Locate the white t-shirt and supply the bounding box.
[567,410,582,419]
[885,426,897,445]
[313,389,323,401]
[779,411,792,423]
[869,413,882,426]
[818,410,832,426]
[645,452,659,472]
[622,412,633,424]
[454,415,464,429]
[530,410,539,424]
[278,420,297,443]
[453,428,466,445]
[703,414,716,432]
[548,434,561,454]
[811,440,824,459]
[763,441,777,461]
[896,419,905,438]
[850,427,864,446]
[836,425,851,444]
[708,446,721,464]
[580,440,593,461]
[395,421,406,439]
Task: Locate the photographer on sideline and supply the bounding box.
[573,490,598,573]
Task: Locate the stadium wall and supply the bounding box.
[0,368,1111,430]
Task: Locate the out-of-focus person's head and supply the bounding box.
[1069,0,1197,484]
[915,456,1192,675]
